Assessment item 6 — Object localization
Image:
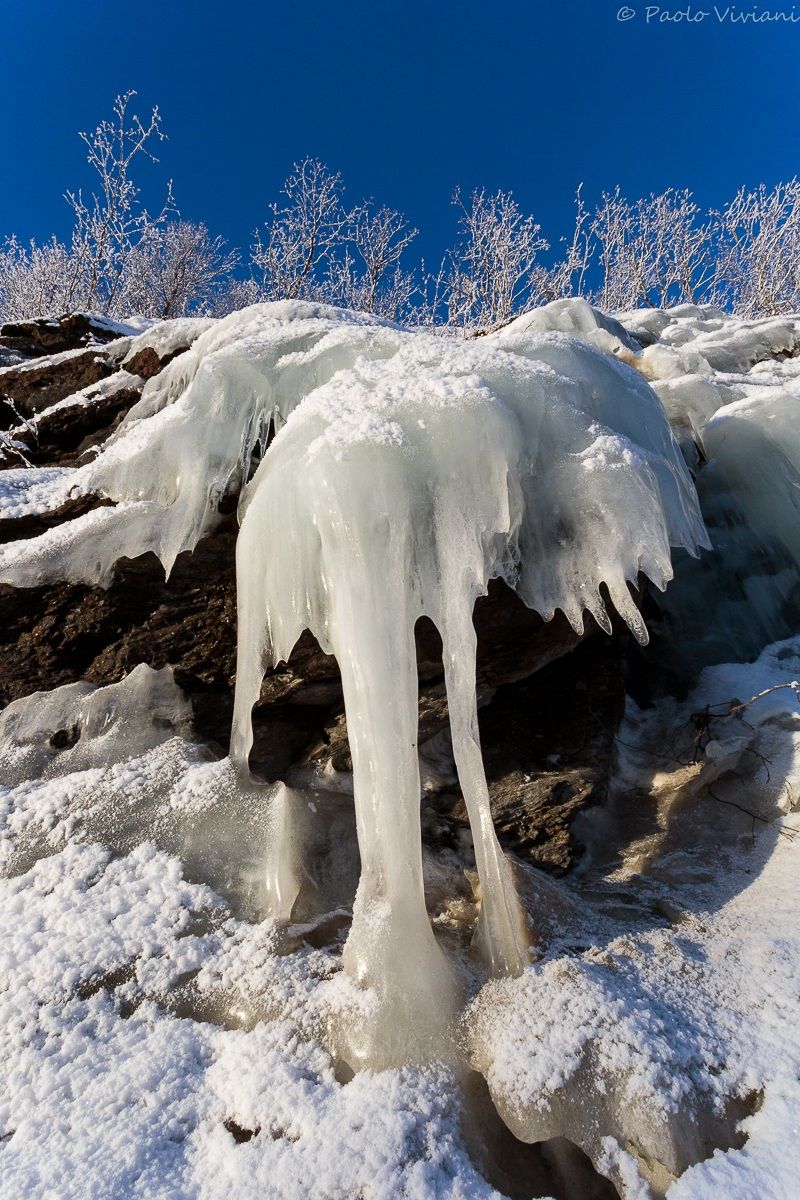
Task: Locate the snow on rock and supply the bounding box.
[581,300,800,672]
[122,316,218,377]
[466,635,800,1198]
[0,465,76,519]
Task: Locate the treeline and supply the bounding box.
[2,93,799,331]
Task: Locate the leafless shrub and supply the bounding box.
[251,158,348,302]
[530,185,593,305]
[326,203,418,320]
[0,235,89,321]
[121,221,238,318]
[4,97,800,329]
[711,180,800,317]
[0,93,234,322]
[65,90,175,313]
[444,187,549,333]
[590,187,714,311]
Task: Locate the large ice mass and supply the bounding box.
[3,298,800,1199]
[0,302,707,1055]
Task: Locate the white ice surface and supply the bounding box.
[0,301,707,1057]
[1,642,798,1198]
[3,300,800,1198]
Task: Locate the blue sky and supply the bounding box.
[1,0,798,269]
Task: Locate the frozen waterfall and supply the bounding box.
[0,301,708,1058]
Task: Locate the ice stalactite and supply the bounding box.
[0,302,707,1063]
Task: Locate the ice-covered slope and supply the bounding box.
[523,300,800,672]
[2,298,800,1198]
[0,301,707,1060]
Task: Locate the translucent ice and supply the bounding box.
[0,303,707,1058]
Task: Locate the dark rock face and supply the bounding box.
[122,345,181,379]
[432,636,627,873]
[0,313,128,357]
[0,514,626,871]
[0,314,629,875]
[0,348,116,417]
[8,378,143,465]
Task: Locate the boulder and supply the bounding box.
[0,348,116,417]
[0,312,135,357]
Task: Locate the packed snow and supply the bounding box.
[1,298,800,1198]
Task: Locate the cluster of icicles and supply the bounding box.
[0,301,708,1057]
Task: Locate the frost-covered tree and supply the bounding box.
[711,180,800,317]
[591,187,713,311]
[120,221,238,318]
[251,158,348,301]
[0,94,234,322]
[325,203,418,320]
[212,276,263,318]
[6,101,800,328]
[65,90,175,313]
[445,188,549,332]
[530,185,593,305]
[0,236,90,322]
[251,163,419,322]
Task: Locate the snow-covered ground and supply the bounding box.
[1,299,799,1199]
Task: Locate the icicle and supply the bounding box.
[0,302,708,1064]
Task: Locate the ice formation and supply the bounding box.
[618,306,800,670]
[5,299,800,1196]
[0,663,192,786]
[0,301,707,1060]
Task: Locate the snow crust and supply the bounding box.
[0,466,75,518]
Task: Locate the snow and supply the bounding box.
[121,316,217,368]
[67,311,162,339]
[0,466,75,518]
[0,672,500,1199]
[2,639,799,1198]
[2,298,800,1198]
[498,295,640,357]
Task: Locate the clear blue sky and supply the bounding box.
[1,0,798,268]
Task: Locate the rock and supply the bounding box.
[0,495,114,546]
[0,313,132,358]
[431,634,627,873]
[120,317,217,378]
[0,348,115,416]
[6,376,144,466]
[121,345,176,379]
